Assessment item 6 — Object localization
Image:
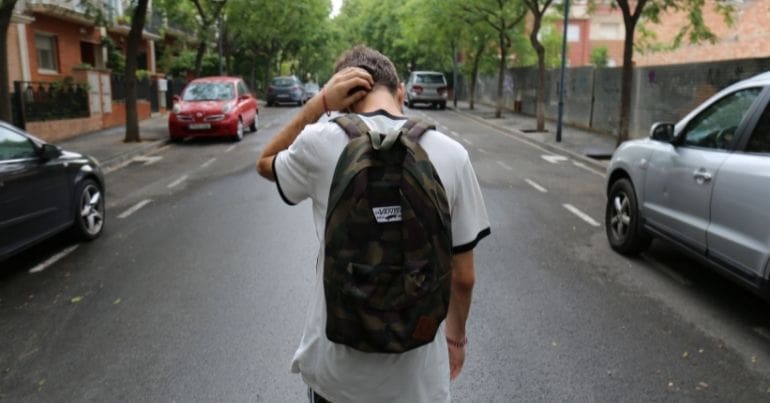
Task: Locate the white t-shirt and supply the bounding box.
[274,110,490,403]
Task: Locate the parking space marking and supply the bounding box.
[497,161,513,170]
[118,199,152,219]
[542,155,568,164]
[572,160,605,177]
[224,145,237,153]
[563,204,601,227]
[525,178,548,193]
[200,158,216,168]
[29,245,79,273]
[167,175,188,188]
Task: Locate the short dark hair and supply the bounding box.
[334,45,399,94]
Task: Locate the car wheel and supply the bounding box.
[71,178,105,241]
[250,112,258,132]
[234,117,244,141]
[408,100,414,109]
[267,101,273,107]
[605,178,651,255]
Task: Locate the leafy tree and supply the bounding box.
[590,45,609,67]
[0,0,19,123]
[614,0,734,144]
[189,0,228,77]
[460,0,528,118]
[523,0,556,132]
[125,0,151,142]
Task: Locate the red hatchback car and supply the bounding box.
[168,76,259,141]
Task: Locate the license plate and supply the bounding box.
[189,123,211,130]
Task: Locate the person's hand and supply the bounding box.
[321,67,373,112]
[448,343,465,380]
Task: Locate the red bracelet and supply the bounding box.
[446,336,468,348]
[321,89,331,117]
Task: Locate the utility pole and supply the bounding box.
[556,0,570,143]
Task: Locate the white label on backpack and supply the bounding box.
[372,206,402,223]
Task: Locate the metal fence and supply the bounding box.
[12,80,90,128]
[111,74,151,102]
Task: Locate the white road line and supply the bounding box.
[118,199,152,219]
[103,159,133,174]
[541,154,568,164]
[524,178,548,193]
[28,245,79,273]
[461,138,473,145]
[563,204,601,227]
[224,145,237,153]
[200,158,216,168]
[497,161,513,170]
[477,148,489,154]
[572,160,606,177]
[450,130,460,137]
[262,122,274,130]
[167,175,188,188]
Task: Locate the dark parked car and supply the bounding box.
[267,75,305,106]
[0,121,105,261]
[605,72,770,300]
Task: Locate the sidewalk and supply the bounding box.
[55,115,170,171]
[448,101,618,171]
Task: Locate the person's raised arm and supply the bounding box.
[256,68,373,181]
[446,250,475,380]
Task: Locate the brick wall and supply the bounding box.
[26,14,101,82]
[635,0,770,66]
[26,115,102,142]
[102,100,152,128]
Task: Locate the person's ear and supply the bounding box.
[397,83,405,108]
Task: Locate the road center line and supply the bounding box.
[200,158,216,168]
[497,160,513,170]
[118,199,152,219]
[524,178,548,193]
[29,245,79,274]
[224,145,237,153]
[563,204,601,227]
[167,175,188,188]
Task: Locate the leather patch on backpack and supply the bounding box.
[412,316,439,342]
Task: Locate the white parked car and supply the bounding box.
[605,72,770,300]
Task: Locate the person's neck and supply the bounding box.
[351,87,403,117]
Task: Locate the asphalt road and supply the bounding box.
[1,105,769,402]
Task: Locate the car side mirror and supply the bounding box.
[39,143,62,160]
[172,95,181,103]
[650,122,675,143]
[238,94,249,102]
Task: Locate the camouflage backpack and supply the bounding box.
[324,113,452,353]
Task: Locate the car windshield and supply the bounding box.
[182,83,235,101]
[272,78,296,87]
[304,83,319,92]
[416,74,444,84]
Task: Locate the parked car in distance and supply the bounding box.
[303,82,320,103]
[168,76,259,142]
[267,75,305,106]
[605,72,770,301]
[0,121,105,261]
[405,71,448,109]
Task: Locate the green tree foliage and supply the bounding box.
[590,45,609,67]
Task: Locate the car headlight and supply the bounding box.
[172,104,181,114]
[222,102,235,114]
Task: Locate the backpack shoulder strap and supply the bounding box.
[332,113,370,139]
[400,118,435,142]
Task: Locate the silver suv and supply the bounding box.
[605,72,770,300]
[405,71,448,109]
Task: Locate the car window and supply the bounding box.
[304,83,319,92]
[272,78,296,87]
[0,126,37,161]
[237,81,249,96]
[682,87,762,150]
[182,83,235,101]
[745,103,770,154]
[415,74,445,84]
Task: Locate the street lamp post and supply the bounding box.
[556,0,570,143]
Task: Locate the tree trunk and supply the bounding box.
[618,23,636,145]
[496,31,505,119]
[193,38,206,77]
[530,15,546,132]
[451,40,459,108]
[0,0,18,123]
[124,0,149,143]
[469,41,485,111]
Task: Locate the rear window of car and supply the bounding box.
[415,74,445,84]
[304,83,319,92]
[182,83,235,101]
[272,78,297,87]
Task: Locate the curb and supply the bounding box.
[448,106,610,173]
[99,138,169,173]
